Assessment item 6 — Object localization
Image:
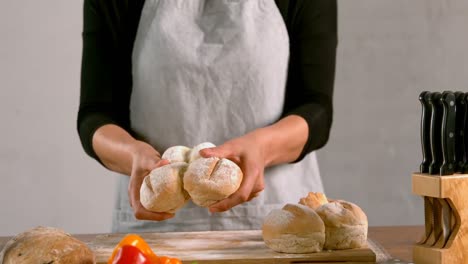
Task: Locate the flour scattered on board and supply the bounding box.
[163,238,226,249]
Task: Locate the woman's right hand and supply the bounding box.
[128,140,175,221]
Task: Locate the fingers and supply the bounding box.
[128,178,175,221]
[133,202,175,221]
[128,158,174,221]
[200,144,235,160]
[209,159,262,213]
[146,158,170,172]
[248,177,265,201]
[156,158,170,168]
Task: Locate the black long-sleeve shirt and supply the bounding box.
[78,0,337,163]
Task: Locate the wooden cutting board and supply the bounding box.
[88,230,379,263]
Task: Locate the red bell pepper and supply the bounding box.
[111,245,153,264]
[108,234,181,264]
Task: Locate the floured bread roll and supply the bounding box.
[183,157,242,207]
[262,204,325,253]
[161,146,191,163]
[299,192,329,210]
[140,162,190,213]
[189,142,216,163]
[0,226,95,264]
[316,200,368,250]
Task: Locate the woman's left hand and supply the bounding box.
[199,131,267,213]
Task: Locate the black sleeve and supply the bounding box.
[282,0,338,162]
[78,0,336,164]
[77,0,135,163]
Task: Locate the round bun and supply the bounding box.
[183,157,243,207]
[161,146,191,163]
[315,200,368,250]
[262,204,325,253]
[0,226,95,264]
[140,162,190,213]
[299,192,329,210]
[189,142,216,163]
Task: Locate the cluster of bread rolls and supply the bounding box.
[262,192,367,253]
[140,142,243,212]
[0,226,95,264]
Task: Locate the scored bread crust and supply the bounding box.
[140,162,190,213]
[262,204,325,253]
[315,200,368,249]
[0,226,95,264]
[183,157,243,207]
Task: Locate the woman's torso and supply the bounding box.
[112,0,324,233]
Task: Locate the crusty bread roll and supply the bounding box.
[262,204,325,253]
[161,146,191,163]
[0,226,95,264]
[189,142,216,163]
[140,162,190,213]
[299,192,329,210]
[183,157,243,207]
[315,200,368,250]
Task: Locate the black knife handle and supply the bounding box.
[429,92,443,175]
[465,93,468,173]
[440,91,456,175]
[419,91,433,173]
[455,92,467,173]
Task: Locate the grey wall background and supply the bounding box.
[0,0,467,236]
[319,0,468,226]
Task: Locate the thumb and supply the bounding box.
[200,144,233,159]
[156,159,170,168]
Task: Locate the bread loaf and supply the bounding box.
[315,200,368,250]
[161,146,191,163]
[0,226,95,264]
[183,157,243,207]
[140,162,190,213]
[141,142,243,211]
[262,204,325,253]
[188,142,216,163]
[299,192,328,210]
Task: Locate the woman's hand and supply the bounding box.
[200,130,268,213]
[199,116,309,213]
[128,140,174,221]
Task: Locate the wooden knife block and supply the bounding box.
[412,173,468,264]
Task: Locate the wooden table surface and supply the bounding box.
[368,226,423,262]
[0,225,423,263]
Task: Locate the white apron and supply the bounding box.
[112,0,324,233]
